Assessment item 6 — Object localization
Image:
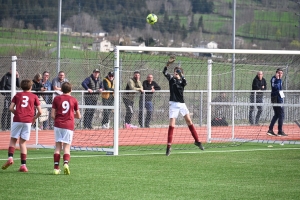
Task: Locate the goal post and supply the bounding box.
[115,46,300,147]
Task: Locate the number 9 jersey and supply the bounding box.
[52,94,79,130]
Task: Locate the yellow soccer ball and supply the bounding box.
[146,13,158,25]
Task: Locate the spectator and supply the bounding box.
[138,74,161,128]
[32,73,46,93]
[163,56,204,156]
[81,69,103,129]
[249,71,267,125]
[51,82,81,175]
[101,71,114,129]
[32,73,47,131]
[40,71,53,129]
[267,68,287,136]
[1,79,42,172]
[123,71,143,128]
[52,71,68,96]
[0,68,20,131]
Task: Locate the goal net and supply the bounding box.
[1,47,300,155]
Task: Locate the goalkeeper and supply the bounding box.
[163,56,204,156]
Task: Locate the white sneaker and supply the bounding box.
[31,127,41,131]
[102,123,109,129]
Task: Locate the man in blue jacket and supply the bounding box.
[267,68,287,136]
[81,69,103,129]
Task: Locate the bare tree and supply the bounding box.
[26,23,35,30]
[1,18,16,28]
[64,12,101,33]
[43,18,54,31]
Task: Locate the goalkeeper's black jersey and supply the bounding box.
[163,66,187,103]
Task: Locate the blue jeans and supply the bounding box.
[139,100,153,127]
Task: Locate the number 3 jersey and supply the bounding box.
[11,92,40,123]
[52,94,79,130]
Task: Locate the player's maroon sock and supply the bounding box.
[188,124,200,142]
[54,153,60,169]
[63,154,70,165]
[20,153,26,165]
[167,126,174,148]
[8,146,15,157]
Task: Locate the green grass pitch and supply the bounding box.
[0,143,300,199]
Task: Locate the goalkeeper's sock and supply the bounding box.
[63,154,70,165]
[167,126,174,147]
[54,153,60,169]
[20,153,26,165]
[8,146,15,157]
[188,124,200,142]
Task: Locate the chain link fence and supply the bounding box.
[0,53,299,139]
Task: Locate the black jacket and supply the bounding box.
[251,75,267,96]
[0,72,20,96]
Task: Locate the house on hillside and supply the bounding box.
[61,24,72,34]
[92,30,108,37]
[92,38,112,52]
[207,41,218,49]
[195,41,219,57]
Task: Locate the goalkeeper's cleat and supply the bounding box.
[194,141,204,150]
[18,165,28,172]
[53,169,61,175]
[267,130,277,136]
[166,147,171,156]
[63,164,70,175]
[2,157,14,170]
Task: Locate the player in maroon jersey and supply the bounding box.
[51,82,81,175]
[1,79,42,172]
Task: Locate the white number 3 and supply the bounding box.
[21,96,29,107]
[62,101,70,114]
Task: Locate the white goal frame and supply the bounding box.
[114,46,300,155]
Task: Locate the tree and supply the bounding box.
[145,37,155,46]
[181,24,188,40]
[189,14,196,32]
[190,0,214,14]
[159,3,165,14]
[198,16,204,30]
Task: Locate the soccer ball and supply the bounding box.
[146,13,158,25]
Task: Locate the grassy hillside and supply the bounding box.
[0,0,298,56]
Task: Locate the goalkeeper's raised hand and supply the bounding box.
[166,55,176,66]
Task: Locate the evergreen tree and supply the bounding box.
[181,24,188,40]
[198,16,204,30]
[189,14,196,32]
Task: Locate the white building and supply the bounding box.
[61,25,72,34]
[92,39,112,52]
[207,41,218,49]
[92,31,108,37]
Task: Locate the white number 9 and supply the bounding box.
[62,101,70,114]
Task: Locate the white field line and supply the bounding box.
[1,147,300,161]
